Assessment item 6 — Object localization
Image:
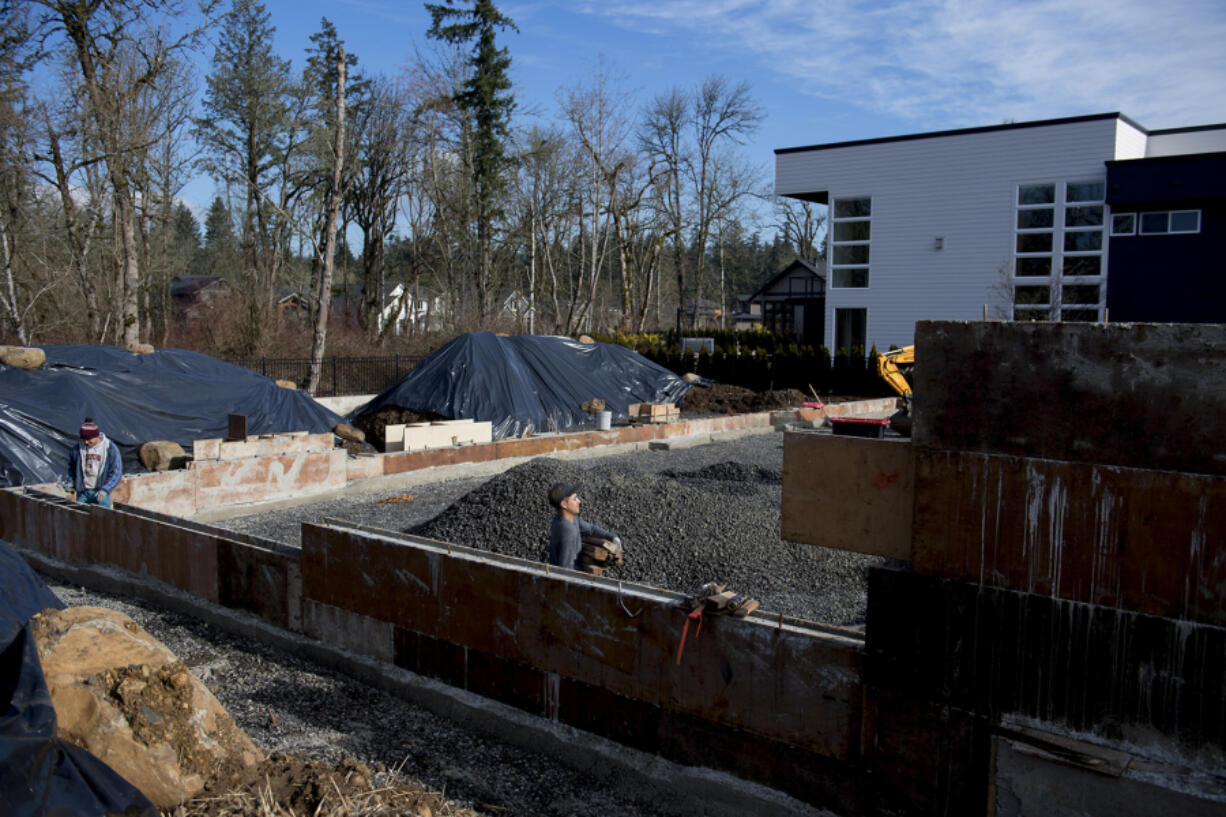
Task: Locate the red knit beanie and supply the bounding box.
[79,419,100,440]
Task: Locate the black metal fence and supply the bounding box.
[227,355,424,397]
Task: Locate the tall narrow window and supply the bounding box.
[830,197,870,288]
[834,308,867,355]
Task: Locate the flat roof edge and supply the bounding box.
[1148,123,1226,136]
[775,112,1138,156]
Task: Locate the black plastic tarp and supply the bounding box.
[0,540,158,817]
[0,345,343,487]
[350,332,692,439]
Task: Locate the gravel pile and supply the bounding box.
[414,456,877,625]
[44,583,677,817]
[218,433,883,626]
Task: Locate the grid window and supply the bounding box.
[1067,181,1105,202]
[1013,179,1105,322]
[1016,258,1052,277]
[1063,256,1101,277]
[1019,184,1055,205]
[1014,285,1050,306]
[830,196,870,289]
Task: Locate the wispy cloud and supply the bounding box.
[577,0,1226,129]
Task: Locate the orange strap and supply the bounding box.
[675,608,704,666]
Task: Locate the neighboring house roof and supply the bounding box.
[748,259,826,301]
[276,287,306,305]
[169,275,227,299]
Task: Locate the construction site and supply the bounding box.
[2,321,1225,817]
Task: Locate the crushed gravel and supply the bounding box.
[217,433,885,626]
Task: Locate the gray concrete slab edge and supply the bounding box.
[15,542,837,817]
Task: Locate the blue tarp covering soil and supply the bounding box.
[0,539,158,817]
[351,333,691,439]
[0,346,342,487]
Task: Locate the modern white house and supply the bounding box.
[775,112,1226,352]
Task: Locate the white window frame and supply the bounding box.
[1111,213,1137,236]
[1170,210,1202,233]
[829,196,871,290]
[1013,180,1107,322]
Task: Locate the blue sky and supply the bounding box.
[186,0,1226,227]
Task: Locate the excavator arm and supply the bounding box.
[876,345,914,401]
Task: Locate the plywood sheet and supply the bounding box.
[782,431,914,560]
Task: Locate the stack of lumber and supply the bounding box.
[580,535,623,576]
[627,402,680,424]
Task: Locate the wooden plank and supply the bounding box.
[782,431,914,560]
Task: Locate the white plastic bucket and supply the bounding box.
[597,410,612,430]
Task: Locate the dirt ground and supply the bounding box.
[679,383,810,415]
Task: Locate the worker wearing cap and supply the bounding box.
[66,418,122,507]
[547,482,621,571]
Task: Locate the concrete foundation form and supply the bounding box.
[1,484,889,815]
[780,320,1226,815]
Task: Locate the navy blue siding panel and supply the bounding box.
[1107,203,1226,322]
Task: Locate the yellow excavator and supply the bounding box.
[875,345,914,436]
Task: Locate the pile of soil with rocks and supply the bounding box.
[413,455,882,625]
[679,383,809,415]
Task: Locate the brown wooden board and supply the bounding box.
[300,522,864,760]
[911,320,1226,476]
[912,449,1226,626]
[782,431,914,560]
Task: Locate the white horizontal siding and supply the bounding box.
[776,118,1120,350]
[1146,127,1226,157]
[1114,120,1148,160]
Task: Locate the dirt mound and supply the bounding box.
[181,753,453,817]
[353,405,450,451]
[681,383,808,415]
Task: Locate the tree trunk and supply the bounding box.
[307,48,346,394]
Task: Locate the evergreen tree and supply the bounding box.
[195,0,303,352]
[425,0,517,322]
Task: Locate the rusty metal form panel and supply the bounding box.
[912,321,1226,476]
[2,489,90,562]
[217,540,299,630]
[301,522,863,760]
[913,450,1226,627]
[782,431,914,560]
[91,507,221,603]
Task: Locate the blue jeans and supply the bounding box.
[77,489,111,508]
